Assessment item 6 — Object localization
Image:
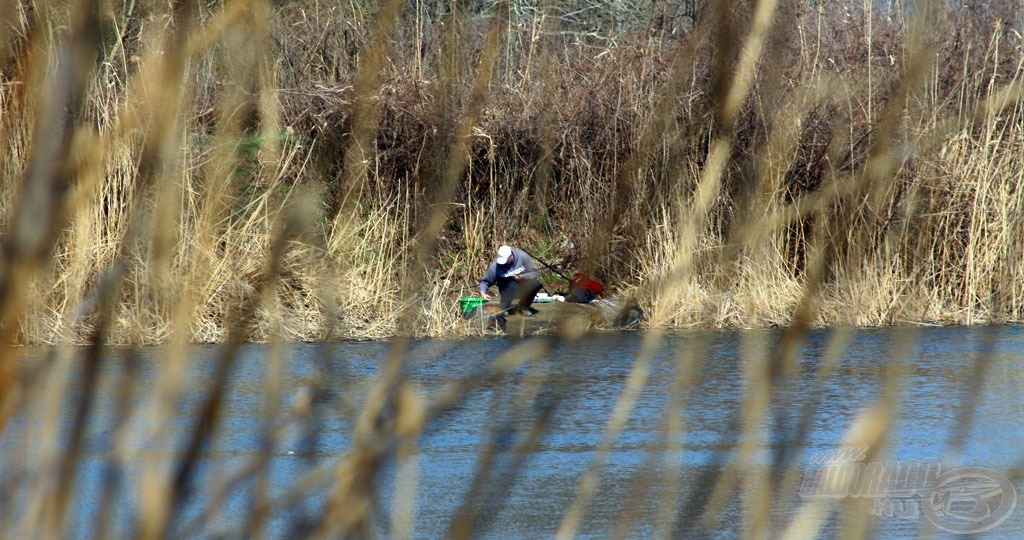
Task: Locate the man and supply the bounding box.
[479,245,542,319]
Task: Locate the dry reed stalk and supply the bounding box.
[6,2,1020,342]
[328,0,403,238]
[0,0,1022,538]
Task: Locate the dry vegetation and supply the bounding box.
[0,1,1022,344]
[1,1,1023,538]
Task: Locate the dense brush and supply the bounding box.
[0,1,1021,536]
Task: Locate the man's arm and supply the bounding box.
[518,250,539,280]
[479,263,496,297]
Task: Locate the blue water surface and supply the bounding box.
[2,325,1023,538]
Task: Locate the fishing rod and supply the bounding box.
[454,238,670,297]
[448,236,674,296]
[441,248,579,295]
[522,249,572,283]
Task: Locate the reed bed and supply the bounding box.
[0,1,1020,343]
[0,0,1022,538]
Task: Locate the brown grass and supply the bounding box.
[2,1,1020,344]
[0,1,1022,538]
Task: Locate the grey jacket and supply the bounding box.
[479,248,538,294]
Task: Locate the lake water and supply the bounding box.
[2,326,1023,538]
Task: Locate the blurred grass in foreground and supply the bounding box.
[0,0,1022,538]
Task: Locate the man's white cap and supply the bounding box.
[496,245,512,264]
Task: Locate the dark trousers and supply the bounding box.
[499,278,542,313]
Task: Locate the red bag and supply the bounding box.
[570,272,604,297]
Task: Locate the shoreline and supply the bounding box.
[16,309,1022,347]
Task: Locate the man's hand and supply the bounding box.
[513,274,522,281]
[481,292,491,301]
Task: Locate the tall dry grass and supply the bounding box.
[0,0,1022,539]
[0,3,1021,343]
